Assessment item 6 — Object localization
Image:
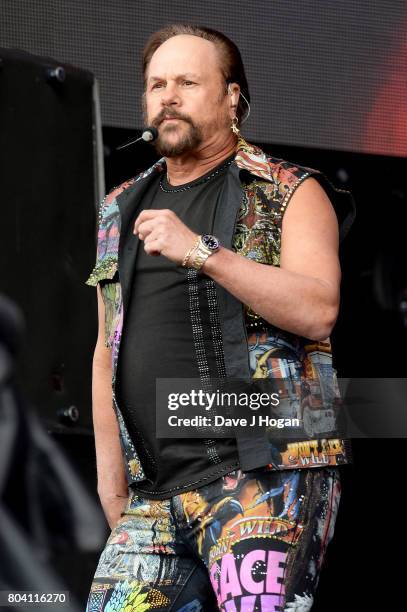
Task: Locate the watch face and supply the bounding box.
[201,234,220,250]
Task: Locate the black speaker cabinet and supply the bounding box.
[0,48,99,432]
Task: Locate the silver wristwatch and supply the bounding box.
[189,234,221,270]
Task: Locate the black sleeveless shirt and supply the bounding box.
[116,155,239,498]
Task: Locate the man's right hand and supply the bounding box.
[93,285,130,532]
[100,492,129,531]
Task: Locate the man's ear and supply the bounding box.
[227,82,241,115]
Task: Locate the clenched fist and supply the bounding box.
[133,208,199,265]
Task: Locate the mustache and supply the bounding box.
[152,108,194,127]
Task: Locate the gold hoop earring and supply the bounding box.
[231,116,240,135]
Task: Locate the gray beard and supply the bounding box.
[154,123,203,157]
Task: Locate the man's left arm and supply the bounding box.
[202,177,341,342]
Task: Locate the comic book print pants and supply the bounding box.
[86,466,341,612]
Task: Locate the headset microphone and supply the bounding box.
[116,126,158,151]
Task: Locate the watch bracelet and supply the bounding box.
[181,236,201,268]
[188,237,213,270]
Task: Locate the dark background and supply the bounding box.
[1,0,406,157]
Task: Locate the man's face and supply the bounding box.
[144,35,232,157]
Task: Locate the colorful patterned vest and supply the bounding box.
[86,137,356,486]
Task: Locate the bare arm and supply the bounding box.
[92,284,128,528]
[202,177,341,341]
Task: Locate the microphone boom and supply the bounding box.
[116,127,158,151]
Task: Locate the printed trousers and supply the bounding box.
[86,466,341,612]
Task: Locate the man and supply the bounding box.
[86,25,355,612]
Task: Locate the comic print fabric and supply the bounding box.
[85,137,355,489]
[87,466,341,611]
